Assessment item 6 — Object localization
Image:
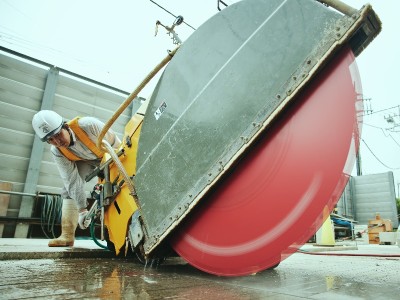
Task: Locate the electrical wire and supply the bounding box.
[365,105,400,116]
[0,28,66,55]
[0,31,113,77]
[2,0,33,21]
[149,0,197,30]
[361,138,400,170]
[360,122,400,167]
[362,122,391,136]
[389,134,400,148]
[361,122,400,150]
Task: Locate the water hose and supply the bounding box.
[317,0,357,16]
[96,46,180,152]
[102,140,138,208]
[90,216,109,250]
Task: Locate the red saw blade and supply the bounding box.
[171,48,362,276]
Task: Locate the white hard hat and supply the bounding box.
[32,110,64,141]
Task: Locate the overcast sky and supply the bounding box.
[0,0,399,195]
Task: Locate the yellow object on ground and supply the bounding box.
[319,216,335,246]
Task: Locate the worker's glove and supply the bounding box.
[78,209,91,230]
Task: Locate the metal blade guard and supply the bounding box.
[134,0,381,255]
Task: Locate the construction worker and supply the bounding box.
[32,110,121,247]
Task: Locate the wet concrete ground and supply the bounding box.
[0,240,399,299]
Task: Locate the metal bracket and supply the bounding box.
[128,211,144,248]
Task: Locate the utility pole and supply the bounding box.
[356,151,362,176]
[384,105,400,132]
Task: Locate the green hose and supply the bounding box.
[89,216,110,250]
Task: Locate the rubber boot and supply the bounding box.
[48,199,78,247]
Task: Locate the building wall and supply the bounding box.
[351,172,398,228]
[0,51,137,237]
[336,180,354,218]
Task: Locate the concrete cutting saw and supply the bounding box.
[85,0,381,276]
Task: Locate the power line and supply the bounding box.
[3,0,34,22]
[361,138,400,170]
[149,0,197,31]
[0,25,129,83]
[0,34,115,81]
[0,46,130,95]
[364,105,400,116]
[389,134,400,148]
[363,122,394,138]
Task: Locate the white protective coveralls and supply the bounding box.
[49,116,120,246]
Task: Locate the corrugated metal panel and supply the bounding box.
[336,181,354,218]
[0,51,133,237]
[0,53,48,88]
[352,172,398,228]
[54,74,130,135]
[0,78,43,110]
[0,55,45,193]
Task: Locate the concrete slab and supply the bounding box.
[300,242,400,256]
[0,238,113,260]
[0,239,399,299]
[1,238,399,259]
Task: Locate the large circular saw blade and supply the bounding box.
[170,48,362,276]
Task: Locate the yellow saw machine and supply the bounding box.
[85,0,381,276]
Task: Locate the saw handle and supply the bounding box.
[85,148,125,182]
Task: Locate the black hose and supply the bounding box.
[40,194,62,238]
[40,194,109,251]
